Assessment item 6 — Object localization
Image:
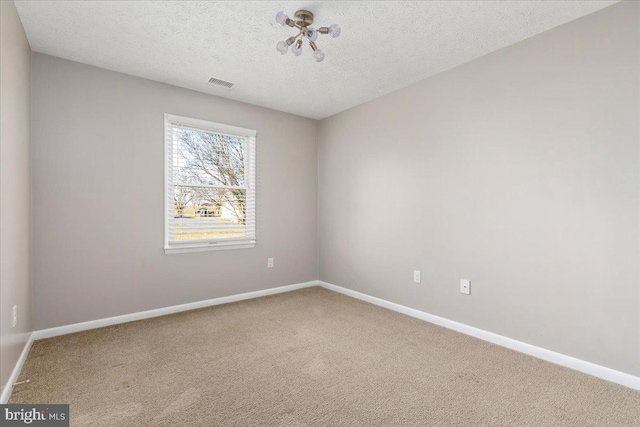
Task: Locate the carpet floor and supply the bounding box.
[10,287,639,426]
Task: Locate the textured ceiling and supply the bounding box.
[15,1,617,119]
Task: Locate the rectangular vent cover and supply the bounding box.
[208,77,236,89]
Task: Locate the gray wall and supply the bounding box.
[318,1,639,376]
[31,54,318,330]
[1,1,32,391]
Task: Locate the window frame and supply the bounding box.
[164,114,256,254]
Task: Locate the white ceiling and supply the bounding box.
[16,1,617,120]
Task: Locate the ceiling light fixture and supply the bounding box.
[275,10,341,62]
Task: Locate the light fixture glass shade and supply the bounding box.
[291,44,302,56]
[313,48,325,62]
[329,24,341,38]
[305,27,318,42]
[276,11,289,26]
[276,41,289,54]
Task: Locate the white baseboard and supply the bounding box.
[7,279,637,404]
[318,281,640,390]
[33,280,318,340]
[3,281,318,404]
[1,333,34,404]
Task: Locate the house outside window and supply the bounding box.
[164,114,256,254]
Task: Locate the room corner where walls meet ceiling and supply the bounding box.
[14,0,617,119]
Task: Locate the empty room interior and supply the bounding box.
[1,1,639,425]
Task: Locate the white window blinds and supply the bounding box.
[164,114,256,253]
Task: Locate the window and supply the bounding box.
[164,114,256,253]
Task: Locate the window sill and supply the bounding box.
[164,241,256,254]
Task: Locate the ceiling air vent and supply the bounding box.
[207,77,236,90]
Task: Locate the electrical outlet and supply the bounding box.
[413,270,421,284]
[11,305,17,328]
[267,258,274,268]
[460,279,471,295]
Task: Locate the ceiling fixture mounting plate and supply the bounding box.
[293,10,314,27]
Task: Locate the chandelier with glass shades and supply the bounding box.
[275,10,341,62]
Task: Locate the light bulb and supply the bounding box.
[291,44,302,56]
[313,48,325,62]
[305,27,318,43]
[275,11,289,27]
[276,41,289,55]
[329,24,341,38]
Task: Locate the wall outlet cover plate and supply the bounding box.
[460,279,471,295]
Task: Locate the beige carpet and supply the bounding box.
[10,287,639,426]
